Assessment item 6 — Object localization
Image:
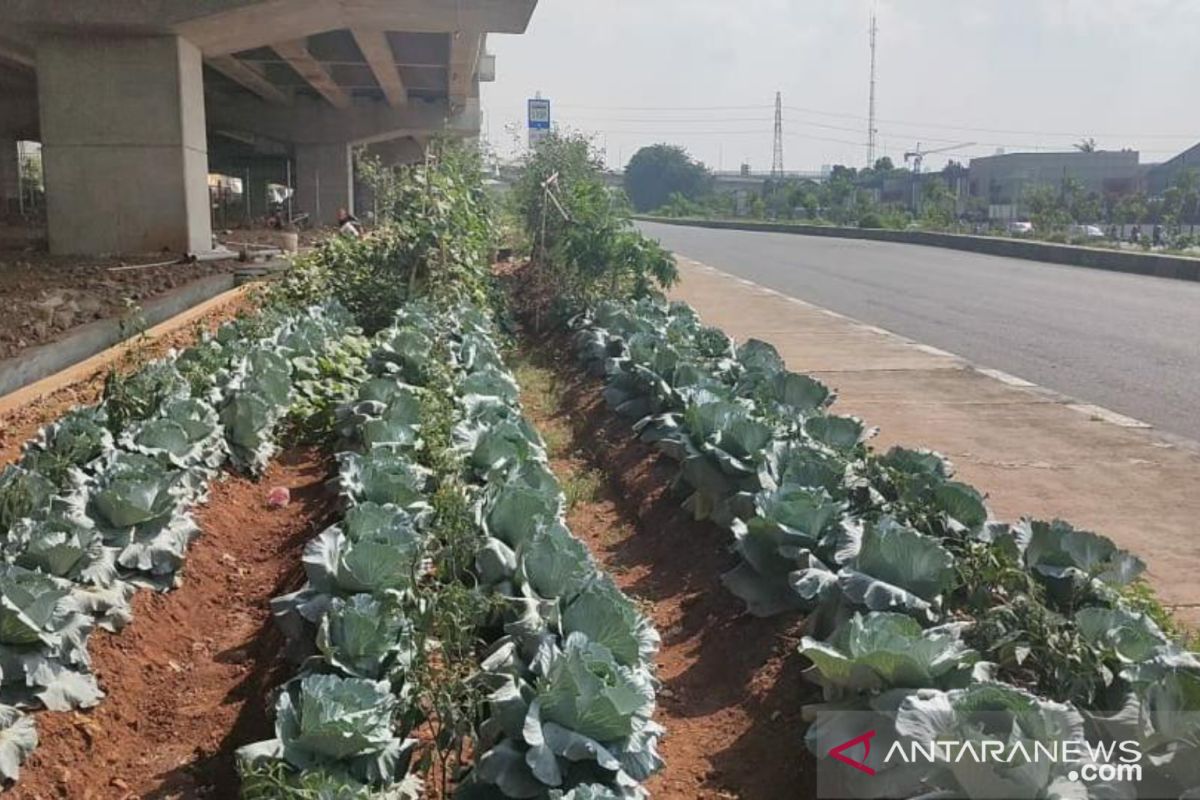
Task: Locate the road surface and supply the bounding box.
[639,221,1200,441]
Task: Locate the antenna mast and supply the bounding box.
[867,10,879,167]
[771,91,784,179]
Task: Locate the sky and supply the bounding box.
[481,0,1200,174]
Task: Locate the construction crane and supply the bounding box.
[904,142,975,173]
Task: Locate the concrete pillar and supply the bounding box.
[37,35,212,255]
[247,168,272,220]
[0,138,19,217]
[294,143,352,227]
[0,138,17,217]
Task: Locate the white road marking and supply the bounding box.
[680,255,1160,434]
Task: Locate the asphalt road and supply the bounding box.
[639,221,1200,441]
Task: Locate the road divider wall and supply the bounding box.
[636,216,1200,282]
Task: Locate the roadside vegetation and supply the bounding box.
[629,142,1200,252]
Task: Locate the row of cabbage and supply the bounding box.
[236,305,440,798]
[237,299,661,800]
[568,296,1199,799]
[0,301,357,784]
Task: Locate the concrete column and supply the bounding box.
[37,35,212,255]
[294,143,352,227]
[247,168,272,220]
[0,137,19,217]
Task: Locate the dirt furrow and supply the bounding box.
[512,330,818,800]
[15,447,334,800]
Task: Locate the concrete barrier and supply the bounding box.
[0,273,239,399]
[637,217,1200,282]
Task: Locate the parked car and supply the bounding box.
[1007,221,1034,235]
[1069,224,1106,239]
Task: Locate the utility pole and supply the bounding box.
[771,91,784,180]
[867,9,879,168]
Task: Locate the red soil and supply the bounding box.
[0,255,244,363]
[516,330,819,800]
[0,296,252,469]
[13,447,336,800]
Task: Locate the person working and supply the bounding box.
[336,208,363,238]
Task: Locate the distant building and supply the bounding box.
[1145,143,1200,196]
[967,150,1141,220]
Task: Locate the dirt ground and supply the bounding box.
[13,447,336,800]
[0,294,253,469]
[514,330,818,800]
[0,253,245,362]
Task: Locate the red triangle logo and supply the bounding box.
[828,730,877,776]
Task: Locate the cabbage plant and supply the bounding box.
[70,452,199,585]
[0,564,101,710]
[892,683,1091,799]
[3,514,119,588]
[336,450,432,517]
[221,348,294,475]
[20,407,114,484]
[274,503,426,637]
[799,612,982,697]
[722,484,847,617]
[315,593,417,684]
[473,634,661,798]
[793,516,957,626]
[0,466,56,537]
[237,673,415,791]
[0,704,37,782]
[120,397,227,496]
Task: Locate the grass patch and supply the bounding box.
[564,469,603,510]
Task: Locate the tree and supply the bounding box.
[1114,192,1148,225]
[1162,168,1199,233]
[921,179,956,229]
[1074,138,1098,153]
[1062,178,1102,224]
[873,156,896,173]
[623,144,711,213]
[1025,184,1069,233]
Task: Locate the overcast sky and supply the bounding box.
[481,0,1200,173]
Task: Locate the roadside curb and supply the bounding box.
[0,260,287,402]
[0,283,252,417]
[641,216,1200,283]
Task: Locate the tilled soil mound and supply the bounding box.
[14,448,335,800]
[516,328,819,800]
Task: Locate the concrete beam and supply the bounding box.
[176,0,538,56]
[3,2,538,55]
[207,55,290,105]
[0,87,39,140]
[272,39,351,109]
[352,29,407,107]
[206,91,480,146]
[38,34,212,255]
[0,37,35,68]
[448,31,485,109]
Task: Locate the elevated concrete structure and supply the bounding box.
[39,35,212,254]
[0,0,538,254]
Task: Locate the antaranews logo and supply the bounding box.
[818,717,1147,799]
[827,730,876,776]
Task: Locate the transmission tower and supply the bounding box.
[771,91,784,179]
[867,10,879,167]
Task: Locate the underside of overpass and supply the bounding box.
[0,0,536,255]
